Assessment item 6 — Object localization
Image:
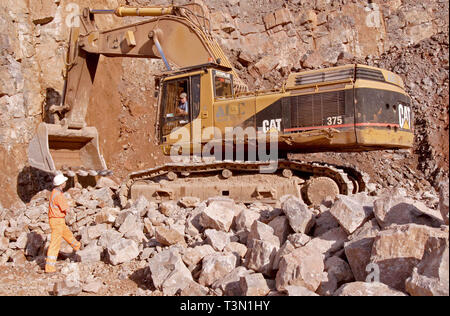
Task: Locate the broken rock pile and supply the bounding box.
[0,179,448,296]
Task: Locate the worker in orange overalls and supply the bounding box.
[45,173,81,273]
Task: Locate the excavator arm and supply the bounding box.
[28,4,247,176]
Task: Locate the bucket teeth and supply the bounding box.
[77,170,89,177]
[88,170,98,176]
[66,170,76,177]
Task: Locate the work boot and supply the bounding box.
[73,241,82,252]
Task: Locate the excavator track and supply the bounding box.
[122,160,368,206]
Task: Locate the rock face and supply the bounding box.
[439,180,449,225]
[369,224,448,291]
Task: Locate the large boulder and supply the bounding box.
[87,224,109,241]
[273,241,296,271]
[180,280,209,296]
[155,226,186,247]
[76,243,102,263]
[373,195,444,229]
[287,233,311,248]
[245,239,279,276]
[240,273,270,296]
[182,245,216,268]
[54,263,82,296]
[280,195,315,234]
[224,242,248,262]
[212,266,254,296]
[317,256,354,296]
[199,200,236,232]
[25,232,45,257]
[148,248,193,295]
[369,224,448,291]
[95,208,118,225]
[313,210,340,237]
[334,282,407,296]
[107,238,139,266]
[98,229,123,249]
[199,252,237,287]
[405,236,449,296]
[247,221,280,248]
[344,219,381,281]
[329,193,374,235]
[275,245,325,292]
[159,200,180,217]
[205,229,231,251]
[91,187,115,208]
[53,279,82,296]
[268,216,290,245]
[234,209,261,232]
[304,227,348,259]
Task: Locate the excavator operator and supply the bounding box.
[176,92,189,116]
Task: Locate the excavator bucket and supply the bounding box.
[28,123,109,176]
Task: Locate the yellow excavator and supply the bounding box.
[28,4,414,205]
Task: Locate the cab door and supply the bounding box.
[159,75,201,152]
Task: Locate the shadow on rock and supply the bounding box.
[129,266,155,291]
[17,166,54,204]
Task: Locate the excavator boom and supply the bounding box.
[28,4,246,176]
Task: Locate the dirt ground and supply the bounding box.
[0,260,157,296]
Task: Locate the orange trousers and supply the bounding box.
[45,218,81,273]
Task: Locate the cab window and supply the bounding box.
[214,70,233,99]
[159,75,201,138]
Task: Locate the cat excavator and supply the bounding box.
[28,4,414,206]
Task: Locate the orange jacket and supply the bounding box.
[48,188,69,218]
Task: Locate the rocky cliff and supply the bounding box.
[1,0,449,208]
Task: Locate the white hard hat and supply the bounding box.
[53,174,68,186]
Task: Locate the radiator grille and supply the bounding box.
[290,91,346,129]
[355,68,385,82]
